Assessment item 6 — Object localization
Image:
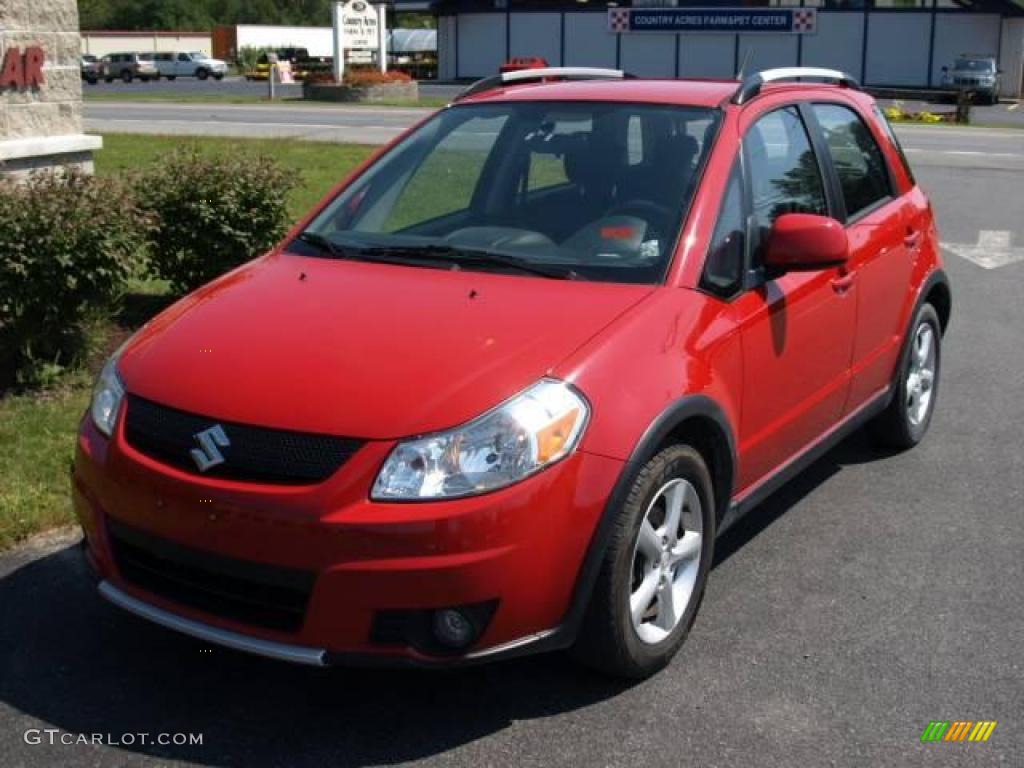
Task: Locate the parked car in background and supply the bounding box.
[246,47,314,80]
[81,54,100,84]
[500,56,548,74]
[941,54,1001,104]
[76,66,950,680]
[101,52,159,83]
[144,51,229,81]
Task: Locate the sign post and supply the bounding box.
[332,2,345,82]
[375,3,388,73]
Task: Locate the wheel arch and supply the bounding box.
[922,270,952,334]
[550,394,737,649]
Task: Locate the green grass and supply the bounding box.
[0,385,90,550]
[95,133,375,218]
[83,91,450,109]
[1,133,379,551]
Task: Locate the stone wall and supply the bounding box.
[0,0,101,176]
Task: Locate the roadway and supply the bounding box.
[2,97,1021,768]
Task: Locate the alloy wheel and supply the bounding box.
[906,322,937,427]
[629,478,703,645]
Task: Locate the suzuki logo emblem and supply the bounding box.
[190,425,230,472]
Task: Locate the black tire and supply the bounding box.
[140,76,150,82]
[868,303,942,451]
[105,77,113,84]
[121,70,132,83]
[572,444,715,679]
[213,73,224,81]
[167,75,176,81]
[197,68,209,81]
[86,76,97,85]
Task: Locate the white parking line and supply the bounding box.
[942,230,1024,270]
[903,148,1019,158]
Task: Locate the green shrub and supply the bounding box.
[0,170,149,390]
[141,150,296,294]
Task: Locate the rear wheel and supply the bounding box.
[121,70,132,83]
[868,303,941,450]
[213,73,224,81]
[572,444,714,679]
[167,75,176,81]
[197,68,209,81]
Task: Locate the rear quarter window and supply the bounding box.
[872,105,916,186]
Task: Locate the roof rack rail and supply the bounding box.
[454,67,633,102]
[731,67,861,105]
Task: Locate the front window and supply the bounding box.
[295,101,720,284]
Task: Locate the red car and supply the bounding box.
[74,66,950,678]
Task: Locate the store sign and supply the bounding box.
[0,46,46,90]
[342,0,380,50]
[608,8,817,34]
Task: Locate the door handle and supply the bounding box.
[904,229,922,249]
[830,273,856,294]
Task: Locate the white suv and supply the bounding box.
[148,51,228,81]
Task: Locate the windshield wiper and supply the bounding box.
[356,244,583,281]
[295,231,350,259]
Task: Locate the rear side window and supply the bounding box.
[812,104,892,219]
[745,106,827,264]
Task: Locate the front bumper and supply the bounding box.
[73,412,622,665]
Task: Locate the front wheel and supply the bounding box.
[868,303,942,450]
[121,70,133,83]
[572,444,715,679]
[196,68,209,80]
[213,73,224,81]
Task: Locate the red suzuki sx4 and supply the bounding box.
[74,68,951,678]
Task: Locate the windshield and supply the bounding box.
[953,59,994,72]
[189,52,207,60]
[294,101,720,284]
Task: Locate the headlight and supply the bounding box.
[90,351,125,438]
[371,378,589,500]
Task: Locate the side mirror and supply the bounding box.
[764,213,849,273]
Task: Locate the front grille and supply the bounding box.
[108,518,315,633]
[123,394,364,485]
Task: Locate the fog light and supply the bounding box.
[432,608,476,649]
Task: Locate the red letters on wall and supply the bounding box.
[1,46,46,90]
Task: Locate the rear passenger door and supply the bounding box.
[807,103,915,410]
[728,105,857,490]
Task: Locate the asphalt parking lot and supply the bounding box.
[3,99,1023,767]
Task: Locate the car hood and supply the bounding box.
[120,253,654,440]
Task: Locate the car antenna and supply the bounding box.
[735,48,753,80]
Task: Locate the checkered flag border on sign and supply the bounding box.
[793,9,816,33]
[608,8,630,34]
